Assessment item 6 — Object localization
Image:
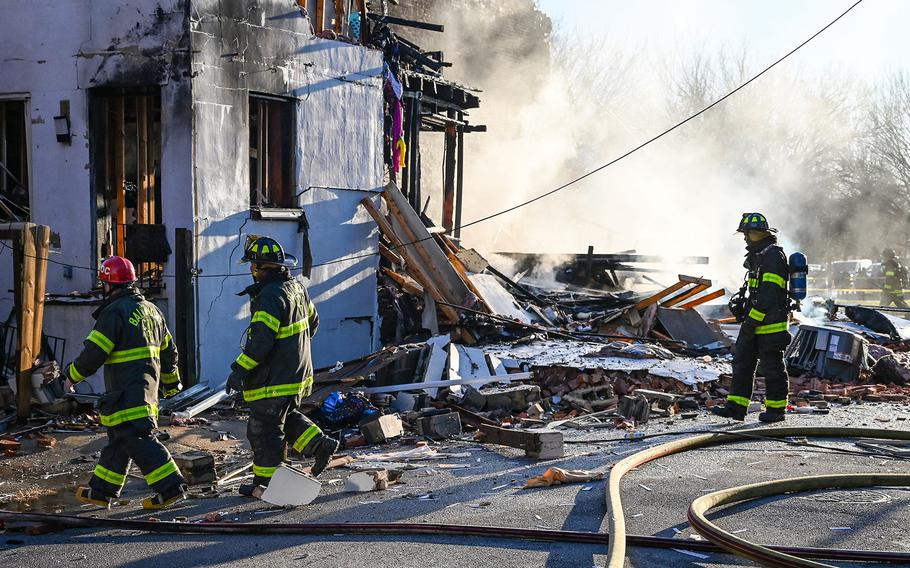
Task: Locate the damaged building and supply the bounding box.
[0,0,484,398]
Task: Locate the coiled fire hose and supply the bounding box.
[606,426,910,567]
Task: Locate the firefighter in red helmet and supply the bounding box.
[66,256,187,509]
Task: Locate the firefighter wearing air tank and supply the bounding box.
[66,256,187,510]
[881,248,908,309]
[713,214,792,423]
[227,236,339,495]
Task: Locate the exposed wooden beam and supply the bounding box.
[315,0,325,33]
[15,224,36,420]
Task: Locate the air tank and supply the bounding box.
[789,252,808,300]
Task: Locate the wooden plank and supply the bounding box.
[356,0,366,45]
[445,249,489,312]
[314,0,325,33]
[468,274,532,323]
[174,228,196,386]
[454,117,464,239]
[136,95,148,224]
[661,283,707,308]
[381,267,423,296]
[679,274,712,286]
[679,288,726,310]
[381,183,472,306]
[333,0,344,33]
[441,118,456,233]
[385,194,457,302]
[145,96,156,225]
[17,224,36,420]
[634,280,686,311]
[112,97,126,256]
[378,242,404,267]
[359,197,460,323]
[30,225,50,362]
[435,232,460,255]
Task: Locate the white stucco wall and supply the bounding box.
[0,1,384,389]
[0,0,193,386]
[189,0,384,385]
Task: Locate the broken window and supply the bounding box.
[249,94,295,209]
[89,88,169,293]
[0,99,29,222]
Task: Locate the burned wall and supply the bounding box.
[189,0,384,384]
[383,0,552,227]
[0,0,193,392]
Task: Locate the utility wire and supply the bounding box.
[0,0,864,280]
[458,0,864,231]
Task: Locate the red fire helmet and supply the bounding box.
[99,256,137,284]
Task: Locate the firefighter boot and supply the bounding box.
[309,435,340,477]
[142,484,188,510]
[759,409,786,423]
[238,483,266,497]
[711,404,747,421]
[75,487,114,508]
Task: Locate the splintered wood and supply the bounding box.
[361,182,496,333]
[634,275,725,311]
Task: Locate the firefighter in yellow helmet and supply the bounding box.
[226,236,339,496]
[713,214,793,423]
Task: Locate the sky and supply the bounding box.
[536,0,907,81]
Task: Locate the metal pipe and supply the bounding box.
[357,372,532,395]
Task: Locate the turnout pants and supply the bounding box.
[248,394,324,485]
[728,331,791,411]
[881,291,909,309]
[89,421,185,498]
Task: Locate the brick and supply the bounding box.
[0,439,21,456]
[360,414,403,445]
[174,450,216,485]
[461,385,541,412]
[36,436,57,448]
[478,424,563,459]
[415,411,462,440]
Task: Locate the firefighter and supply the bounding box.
[66,256,187,509]
[226,236,339,495]
[713,213,792,423]
[881,249,908,309]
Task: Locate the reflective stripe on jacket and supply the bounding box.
[883,258,905,296]
[743,241,791,336]
[230,272,319,402]
[66,288,180,428]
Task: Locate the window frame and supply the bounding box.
[0,95,32,223]
[249,93,297,211]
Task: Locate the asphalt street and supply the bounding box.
[4,405,910,567]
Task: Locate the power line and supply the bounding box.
[0,0,864,280]
[458,0,865,231]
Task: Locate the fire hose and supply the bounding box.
[606,426,910,567]
[688,473,910,568]
[2,428,910,565]
[2,511,910,563]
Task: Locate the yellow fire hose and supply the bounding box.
[688,473,910,568]
[605,427,910,568]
